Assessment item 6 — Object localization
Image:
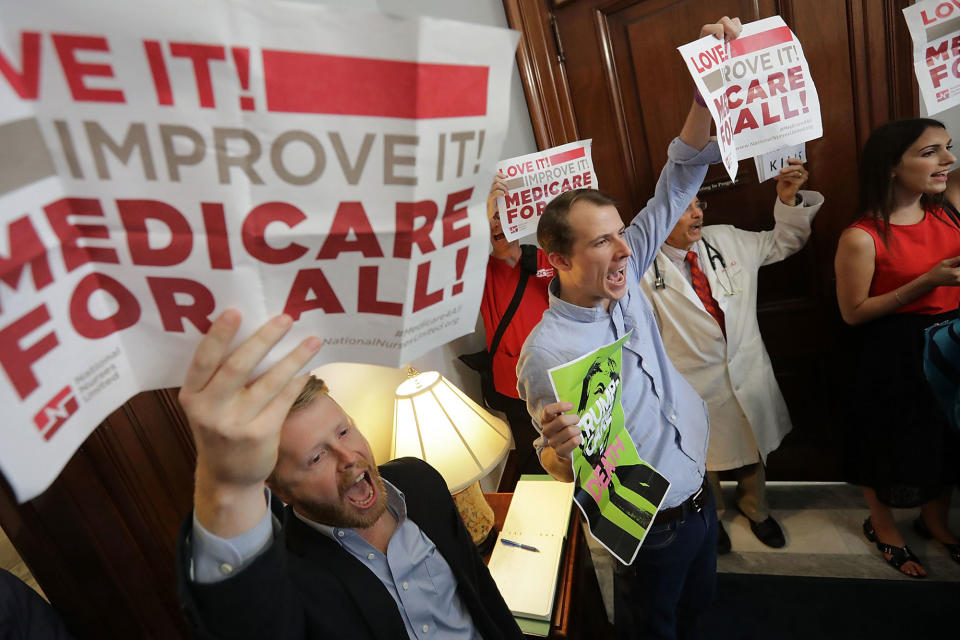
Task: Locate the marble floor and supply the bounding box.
[585,482,960,622]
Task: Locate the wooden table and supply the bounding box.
[484,492,614,640]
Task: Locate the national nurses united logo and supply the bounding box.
[548,332,671,565]
[32,386,79,441]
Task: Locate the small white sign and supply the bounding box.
[495,140,597,242]
[903,0,960,116]
[753,143,806,182]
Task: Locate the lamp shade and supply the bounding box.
[391,371,511,493]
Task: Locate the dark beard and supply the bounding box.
[294,467,389,530]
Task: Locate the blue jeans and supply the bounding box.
[612,489,718,640]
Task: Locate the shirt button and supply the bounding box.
[218,563,233,575]
[402,582,409,590]
[367,553,375,560]
[669,413,677,421]
[337,530,345,537]
[422,624,429,633]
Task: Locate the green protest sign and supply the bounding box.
[548,332,670,565]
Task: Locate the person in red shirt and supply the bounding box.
[479,174,554,490]
[835,117,960,578]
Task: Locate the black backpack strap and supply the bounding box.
[489,245,539,357]
[519,243,538,275]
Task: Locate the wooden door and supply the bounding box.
[504,0,918,479]
[0,389,195,638]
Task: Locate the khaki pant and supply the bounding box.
[707,461,769,522]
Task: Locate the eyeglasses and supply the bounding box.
[688,200,708,212]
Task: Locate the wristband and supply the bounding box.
[694,88,707,108]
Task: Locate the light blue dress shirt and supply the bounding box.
[191,480,479,640]
[517,137,720,509]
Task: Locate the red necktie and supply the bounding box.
[686,251,726,339]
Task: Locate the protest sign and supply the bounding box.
[904,0,960,115]
[753,142,806,182]
[679,16,821,181]
[548,332,670,565]
[494,139,595,242]
[0,0,519,502]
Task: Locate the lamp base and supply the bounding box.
[475,523,498,556]
[452,481,496,551]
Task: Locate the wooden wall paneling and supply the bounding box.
[543,0,635,211]
[595,2,647,211]
[756,1,859,478]
[0,389,196,638]
[503,0,579,149]
[851,0,919,147]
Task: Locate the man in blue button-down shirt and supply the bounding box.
[174,311,522,640]
[516,16,742,640]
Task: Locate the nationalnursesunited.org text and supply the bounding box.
[325,317,459,350]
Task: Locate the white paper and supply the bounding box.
[904,0,960,115]
[487,479,574,620]
[753,143,806,182]
[494,139,596,242]
[678,16,822,180]
[0,0,519,502]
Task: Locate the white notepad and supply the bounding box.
[487,479,575,621]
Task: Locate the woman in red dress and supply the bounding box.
[835,118,960,578]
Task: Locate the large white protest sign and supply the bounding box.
[0,0,519,502]
[904,1,960,115]
[678,16,821,181]
[494,140,596,242]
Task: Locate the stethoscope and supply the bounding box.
[652,239,741,296]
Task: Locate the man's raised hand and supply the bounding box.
[180,310,322,537]
[487,170,509,222]
[700,16,742,41]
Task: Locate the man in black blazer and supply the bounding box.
[175,310,523,639]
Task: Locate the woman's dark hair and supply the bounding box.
[858,117,948,246]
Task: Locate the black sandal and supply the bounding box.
[913,515,960,565]
[862,517,926,578]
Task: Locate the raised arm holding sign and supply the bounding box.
[177,311,523,639]
[678,15,822,180]
[516,15,743,639]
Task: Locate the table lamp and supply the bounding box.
[392,369,511,553]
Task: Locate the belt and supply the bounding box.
[651,478,708,526]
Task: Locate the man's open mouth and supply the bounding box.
[607,265,626,286]
[344,470,377,508]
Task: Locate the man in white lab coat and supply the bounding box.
[639,159,823,553]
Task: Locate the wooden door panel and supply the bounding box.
[0,389,195,638]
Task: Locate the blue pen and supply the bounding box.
[500,538,540,552]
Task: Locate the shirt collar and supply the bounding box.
[293,477,407,542]
[661,242,693,263]
[547,276,614,322]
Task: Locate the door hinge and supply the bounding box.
[549,14,565,63]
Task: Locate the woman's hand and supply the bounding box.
[924,255,960,287]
